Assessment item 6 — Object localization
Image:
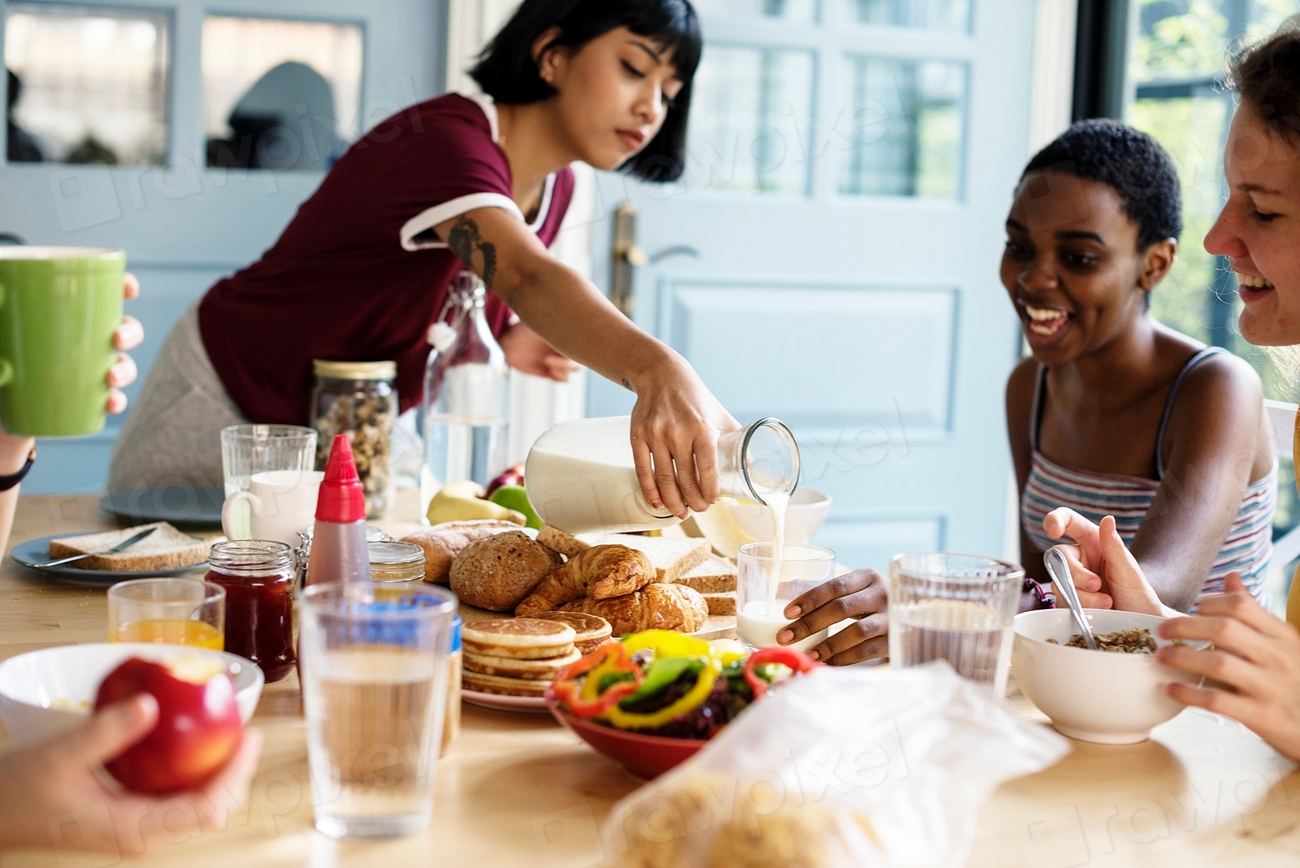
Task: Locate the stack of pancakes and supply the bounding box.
[462,613,612,698]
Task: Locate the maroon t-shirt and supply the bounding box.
[199,93,575,423]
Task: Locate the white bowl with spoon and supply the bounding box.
[1012,608,1201,744]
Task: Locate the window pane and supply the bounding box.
[203,17,363,171]
[1126,0,1300,584]
[839,56,967,198]
[845,0,971,31]
[684,46,813,195]
[691,0,816,22]
[4,4,168,166]
[1134,0,1298,84]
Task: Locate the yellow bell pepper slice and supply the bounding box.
[603,657,720,730]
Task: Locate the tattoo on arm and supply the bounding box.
[447,215,498,288]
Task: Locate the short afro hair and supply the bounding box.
[1022,119,1183,250]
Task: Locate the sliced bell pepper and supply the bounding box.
[620,656,706,705]
[551,678,638,718]
[605,659,719,730]
[743,646,820,700]
[552,643,643,719]
[621,630,712,660]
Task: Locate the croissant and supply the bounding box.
[557,583,709,635]
[515,544,654,616]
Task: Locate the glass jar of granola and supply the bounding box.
[310,360,397,517]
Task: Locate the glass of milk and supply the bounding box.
[887,553,1023,696]
[736,542,836,652]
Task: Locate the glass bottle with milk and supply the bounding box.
[422,272,508,490]
[524,416,800,535]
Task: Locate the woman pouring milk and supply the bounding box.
[108,0,736,517]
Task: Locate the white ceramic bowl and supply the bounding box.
[1012,609,1200,744]
[727,488,832,545]
[0,643,264,747]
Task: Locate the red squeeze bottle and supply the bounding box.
[304,435,372,586]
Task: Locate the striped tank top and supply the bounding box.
[1021,348,1277,608]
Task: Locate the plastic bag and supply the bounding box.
[601,661,1069,868]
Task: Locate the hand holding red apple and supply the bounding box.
[94,656,245,795]
[0,693,262,855]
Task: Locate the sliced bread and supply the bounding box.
[537,525,590,558]
[48,522,209,571]
[679,556,738,593]
[703,591,737,616]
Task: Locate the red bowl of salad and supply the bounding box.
[543,630,818,779]
[546,704,708,779]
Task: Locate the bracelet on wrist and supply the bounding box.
[0,445,35,491]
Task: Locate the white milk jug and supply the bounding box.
[525,415,800,534]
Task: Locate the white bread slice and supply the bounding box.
[47,522,210,571]
[679,556,738,593]
[703,591,737,616]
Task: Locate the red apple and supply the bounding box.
[484,463,526,498]
[94,656,244,795]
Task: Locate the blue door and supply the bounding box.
[1,0,440,493]
[587,0,1039,569]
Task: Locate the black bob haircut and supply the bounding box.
[1021,118,1183,250]
[470,0,701,183]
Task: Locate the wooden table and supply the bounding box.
[3,494,1300,867]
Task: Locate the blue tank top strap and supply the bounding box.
[1029,364,1048,452]
[1155,346,1226,480]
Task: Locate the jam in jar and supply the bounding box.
[206,540,297,682]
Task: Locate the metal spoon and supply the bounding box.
[33,526,158,569]
[1045,546,1098,651]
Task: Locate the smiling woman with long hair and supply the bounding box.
[109,0,737,519]
[1051,20,1300,762]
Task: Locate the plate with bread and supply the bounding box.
[401,520,739,712]
[12,522,211,586]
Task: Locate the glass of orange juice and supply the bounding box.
[108,578,226,650]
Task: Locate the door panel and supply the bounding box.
[658,280,956,431]
[589,0,1037,569]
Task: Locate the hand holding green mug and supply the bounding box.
[0,248,142,437]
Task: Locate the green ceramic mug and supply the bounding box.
[0,247,125,437]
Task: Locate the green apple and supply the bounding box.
[489,484,541,529]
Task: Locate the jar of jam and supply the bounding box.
[368,540,425,583]
[206,540,296,682]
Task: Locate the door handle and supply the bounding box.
[609,203,701,319]
[610,203,639,317]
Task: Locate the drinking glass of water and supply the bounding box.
[887,553,1022,695]
[299,581,457,838]
[736,542,836,652]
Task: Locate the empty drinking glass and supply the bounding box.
[299,581,457,838]
[887,553,1022,695]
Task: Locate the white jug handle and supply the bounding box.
[221,490,262,540]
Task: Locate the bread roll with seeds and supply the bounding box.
[450,531,562,611]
